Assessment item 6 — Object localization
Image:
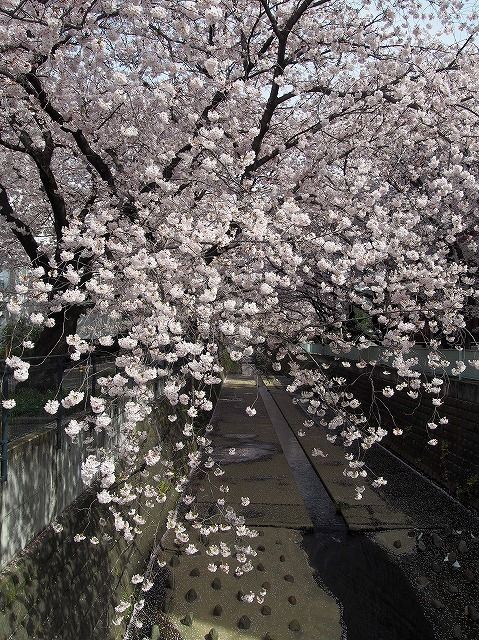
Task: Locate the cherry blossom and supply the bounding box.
[0,0,478,630]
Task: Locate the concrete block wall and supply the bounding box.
[0,481,177,640]
[0,402,178,640]
[307,343,479,381]
[341,369,479,509]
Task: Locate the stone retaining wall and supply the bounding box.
[0,375,223,640]
[343,369,479,510]
[0,404,177,640]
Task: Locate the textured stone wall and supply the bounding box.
[0,481,177,640]
[0,404,178,640]
[343,369,479,510]
[0,380,221,640]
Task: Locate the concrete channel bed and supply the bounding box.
[153,375,342,640]
[142,374,479,640]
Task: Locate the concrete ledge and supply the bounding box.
[264,380,413,532]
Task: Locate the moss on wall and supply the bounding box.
[0,411,178,640]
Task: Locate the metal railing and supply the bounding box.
[0,352,117,482]
[303,343,479,381]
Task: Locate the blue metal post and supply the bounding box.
[56,357,64,449]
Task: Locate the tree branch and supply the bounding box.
[0,183,50,271]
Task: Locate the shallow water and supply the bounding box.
[212,432,280,464]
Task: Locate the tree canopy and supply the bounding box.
[1,0,479,619]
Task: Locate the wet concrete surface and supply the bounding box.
[261,383,435,640]
[265,375,479,640]
[212,433,280,465]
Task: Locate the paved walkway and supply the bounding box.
[156,375,342,640]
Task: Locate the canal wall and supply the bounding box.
[0,403,178,640]
[340,368,479,510]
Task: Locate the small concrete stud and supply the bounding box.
[467,605,479,621]
[261,605,272,616]
[162,591,174,613]
[207,628,219,640]
[458,540,467,553]
[181,612,194,627]
[211,577,222,590]
[238,615,251,630]
[213,604,223,617]
[185,588,198,602]
[432,561,442,573]
[289,619,301,632]
[190,567,201,577]
[284,574,294,583]
[288,595,297,605]
[432,533,443,548]
[464,568,475,583]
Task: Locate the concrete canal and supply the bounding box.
[133,375,479,640]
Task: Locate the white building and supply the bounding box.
[0,268,19,328]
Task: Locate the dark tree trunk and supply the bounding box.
[32,306,85,358]
[23,306,86,391]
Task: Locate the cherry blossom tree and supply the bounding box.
[1,0,479,627]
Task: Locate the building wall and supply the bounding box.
[0,425,98,570]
